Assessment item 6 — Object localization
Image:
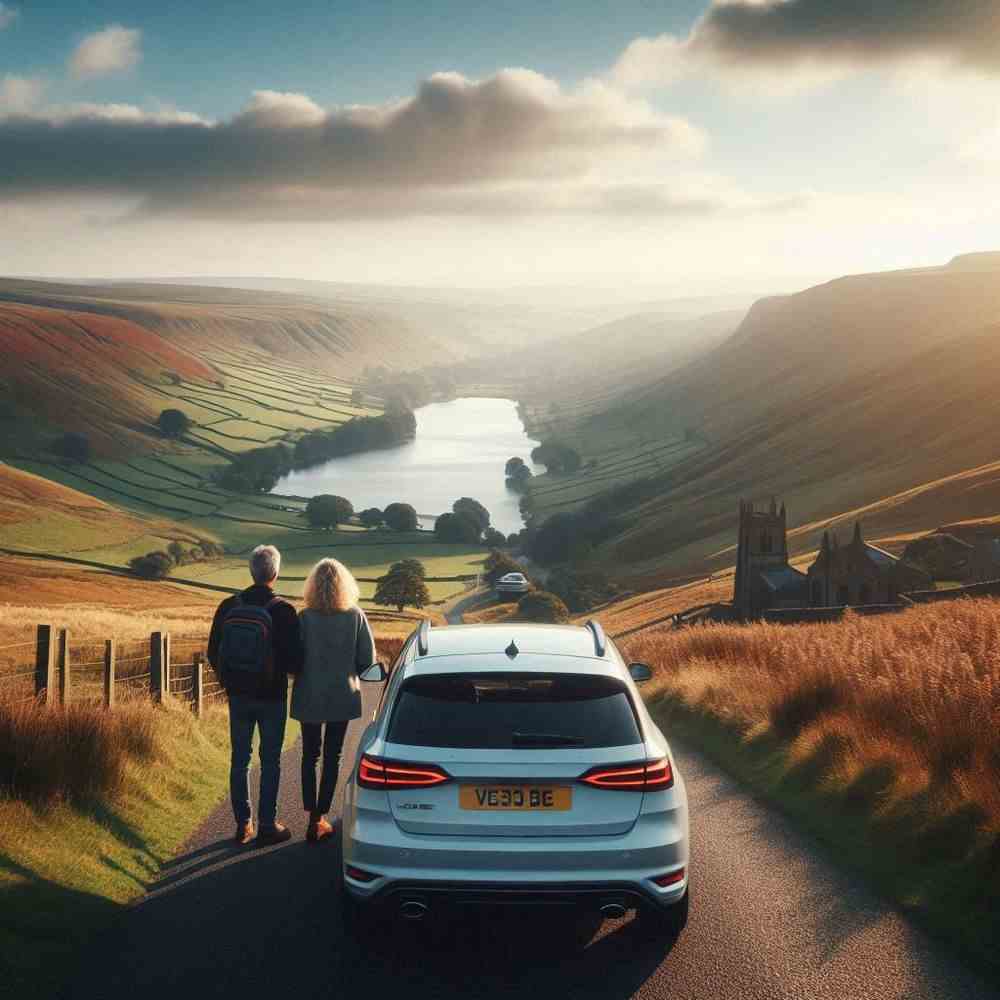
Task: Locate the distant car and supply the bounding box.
[341,621,690,936]
[495,571,531,596]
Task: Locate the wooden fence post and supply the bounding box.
[35,624,55,705]
[58,628,71,706]
[104,639,116,710]
[192,654,204,719]
[150,631,164,704]
[163,633,172,698]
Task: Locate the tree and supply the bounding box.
[54,431,91,463]
[167,540,187,566]
[305,494,354,529]
[517,591,569,624]
[505,457,527,478]
[374,568,431,612]
[157,408,191,438]
[359,507,384,529]
[531,442,582,476]
[388,559,427,580]
[435,511,482,544]
[129,551,174,580]
[453,497,490,534]
[483,527,507,548]
[383,502,419,532]
[547,567,618,613]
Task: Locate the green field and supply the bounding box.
[3,352,486,608]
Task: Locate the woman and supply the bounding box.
[292,558,375,842]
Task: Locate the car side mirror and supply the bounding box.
[628,662,653,684]
[361,662,388,683]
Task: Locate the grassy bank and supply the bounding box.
[623,600,1000,981]
[0,698,235,997]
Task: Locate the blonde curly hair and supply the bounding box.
[303,558,360,613]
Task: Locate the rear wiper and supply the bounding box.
[512,731,585,747]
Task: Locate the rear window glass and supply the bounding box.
[387,672,641,749]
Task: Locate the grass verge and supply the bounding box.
[627,602,1000,984]
[0,699,235,998]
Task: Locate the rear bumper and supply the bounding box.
[357,878,686,913]
[342,792,689,912]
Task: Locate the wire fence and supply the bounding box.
[0,627,219,715]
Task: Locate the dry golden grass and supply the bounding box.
[625,598,1000,831]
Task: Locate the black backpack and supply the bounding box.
[218,595,281,696]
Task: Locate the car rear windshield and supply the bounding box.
[386,672,642,749]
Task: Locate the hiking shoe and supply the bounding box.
[235,821,255,845]
[257,822,292,846]
[307,817,334,843]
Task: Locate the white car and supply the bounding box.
[495,571,531,596]
[343,620,690,935]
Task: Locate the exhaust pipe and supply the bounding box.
[600,902,627,919]
[399,899,429,921]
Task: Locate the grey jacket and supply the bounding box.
[290,607,375,723]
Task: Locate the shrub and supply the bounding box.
[54,431,91,464]
[435,511,482,544]
[359,507,384,529]
[383,502,419,532]
[129,551,174,580]
[167,540,187,565]
[517,591,570,624]
[0,700,159,807]
[305,494,354,529]
[374,568,431,612]
[157,408,191,437]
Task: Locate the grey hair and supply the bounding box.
[249,544,281,584]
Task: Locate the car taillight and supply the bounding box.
[579,758,674,791]
[357,754,452,790]
[652,868,685,888]
[344,865,380,883]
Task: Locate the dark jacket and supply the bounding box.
[208,584,304,701]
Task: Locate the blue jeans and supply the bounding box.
[228,695,287,831]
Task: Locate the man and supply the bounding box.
[209,544,303,845]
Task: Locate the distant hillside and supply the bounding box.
[532,255,1000,579]
[0,277,475,457]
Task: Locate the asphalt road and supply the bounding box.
[65,686,999,1000]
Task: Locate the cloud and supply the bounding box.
[0,74,44,114]
[0,4,17,31]
[69,24,142,79]
[614,0,1000,91]
[0,69,718,221]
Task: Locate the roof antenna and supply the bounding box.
[505,640,519,659]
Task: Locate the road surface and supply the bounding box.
[66,686,998,1000]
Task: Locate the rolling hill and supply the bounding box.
[527,254,1000,580]
[0,277,479,458]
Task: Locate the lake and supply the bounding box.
[273,397,541,535]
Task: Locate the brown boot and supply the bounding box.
[235,820,255,845]
[256,822,292,846]
[307,813,334,843]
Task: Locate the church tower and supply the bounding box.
[733,498,791,616]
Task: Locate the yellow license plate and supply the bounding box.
[459,785,572,811]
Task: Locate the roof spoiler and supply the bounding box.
[416,618,430,656]
[585,619,606,657]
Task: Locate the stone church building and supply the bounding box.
[733,499,931,618]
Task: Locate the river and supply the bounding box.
[273,397,541,535]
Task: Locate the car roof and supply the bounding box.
[410,623,616,671]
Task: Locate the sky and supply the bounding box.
[1,1,999,291]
